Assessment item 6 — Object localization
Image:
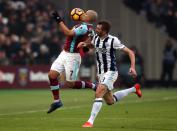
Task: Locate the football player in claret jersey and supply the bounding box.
[47,10,98,113]
[78,21,142,127]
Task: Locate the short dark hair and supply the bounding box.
[98,21,111,33]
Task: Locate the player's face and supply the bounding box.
[80,13,86,21]
[96,24,104,37]
[81,11,90,22]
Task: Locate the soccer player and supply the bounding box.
[78,21,142,127]
[47,9,98,113]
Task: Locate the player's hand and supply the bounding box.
[77,42,86,48]
[51,10,62,23]
[129,67,137,78]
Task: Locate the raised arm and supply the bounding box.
[59,22,75,36]
[52,10,75,36]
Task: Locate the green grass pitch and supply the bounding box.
[0,88,177,131]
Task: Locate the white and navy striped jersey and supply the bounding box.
[91,34,125,74]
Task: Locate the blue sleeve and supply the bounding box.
[73,24,88,36]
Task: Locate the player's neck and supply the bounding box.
[100,34,108,40]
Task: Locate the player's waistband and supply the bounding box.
[63,50,80,55]
[64,49,79,54]
[97,69,118,75]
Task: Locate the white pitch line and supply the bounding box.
[0,105,89,116]
[0,96,176,116]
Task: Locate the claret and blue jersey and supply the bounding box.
[63,22,94,53]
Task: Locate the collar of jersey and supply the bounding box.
[81,22,93,26]
[100,34,109,41]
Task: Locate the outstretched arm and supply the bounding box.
[77,34,95,49]
[121,47,137,78]
[59,22,75,36]
[77,41,94,49]
[52,10,75,36]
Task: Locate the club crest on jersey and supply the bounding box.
[95,48,107,54]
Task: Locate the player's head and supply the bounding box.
[96,21,111,37]
[81,10,98,23]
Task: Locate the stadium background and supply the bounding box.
[0,0,177,88]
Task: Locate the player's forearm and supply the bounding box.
[122,47,136,68]
[59,22,74,36]
[86,43,94,48]
[84,42,94,48]
[77,41,94,49]
[84,37,94,48]
[128,50,136,69]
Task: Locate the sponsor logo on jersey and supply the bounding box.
[95,48,107,54]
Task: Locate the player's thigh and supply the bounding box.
[98,71,118,90]
[50,51,65,77]
[65,56,81,81]
[103,91,114,105]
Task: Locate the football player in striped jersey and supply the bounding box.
[78,21,142,127]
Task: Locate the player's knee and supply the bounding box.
[106,101,114,105]
[48,73,54,80]
[105,98,114,105]
[48,71,58,80]
[95,85,107,97]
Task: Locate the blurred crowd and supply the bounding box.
[0,0,64,65]
[123,0,177,40]
[161,39,176,86]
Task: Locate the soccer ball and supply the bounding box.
[70,8,85,21]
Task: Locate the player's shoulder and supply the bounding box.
[82,22,93,26]
[76,22,92,27]
[108,34,120,42]
[75,22,92,31]
[108,34,118,39]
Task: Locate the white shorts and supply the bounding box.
[51,50,81,81]
[97,71,118,90]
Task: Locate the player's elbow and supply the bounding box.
[129,49,135,58]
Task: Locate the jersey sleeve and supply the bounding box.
[73,24,88,36]
[113,37,125,49]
